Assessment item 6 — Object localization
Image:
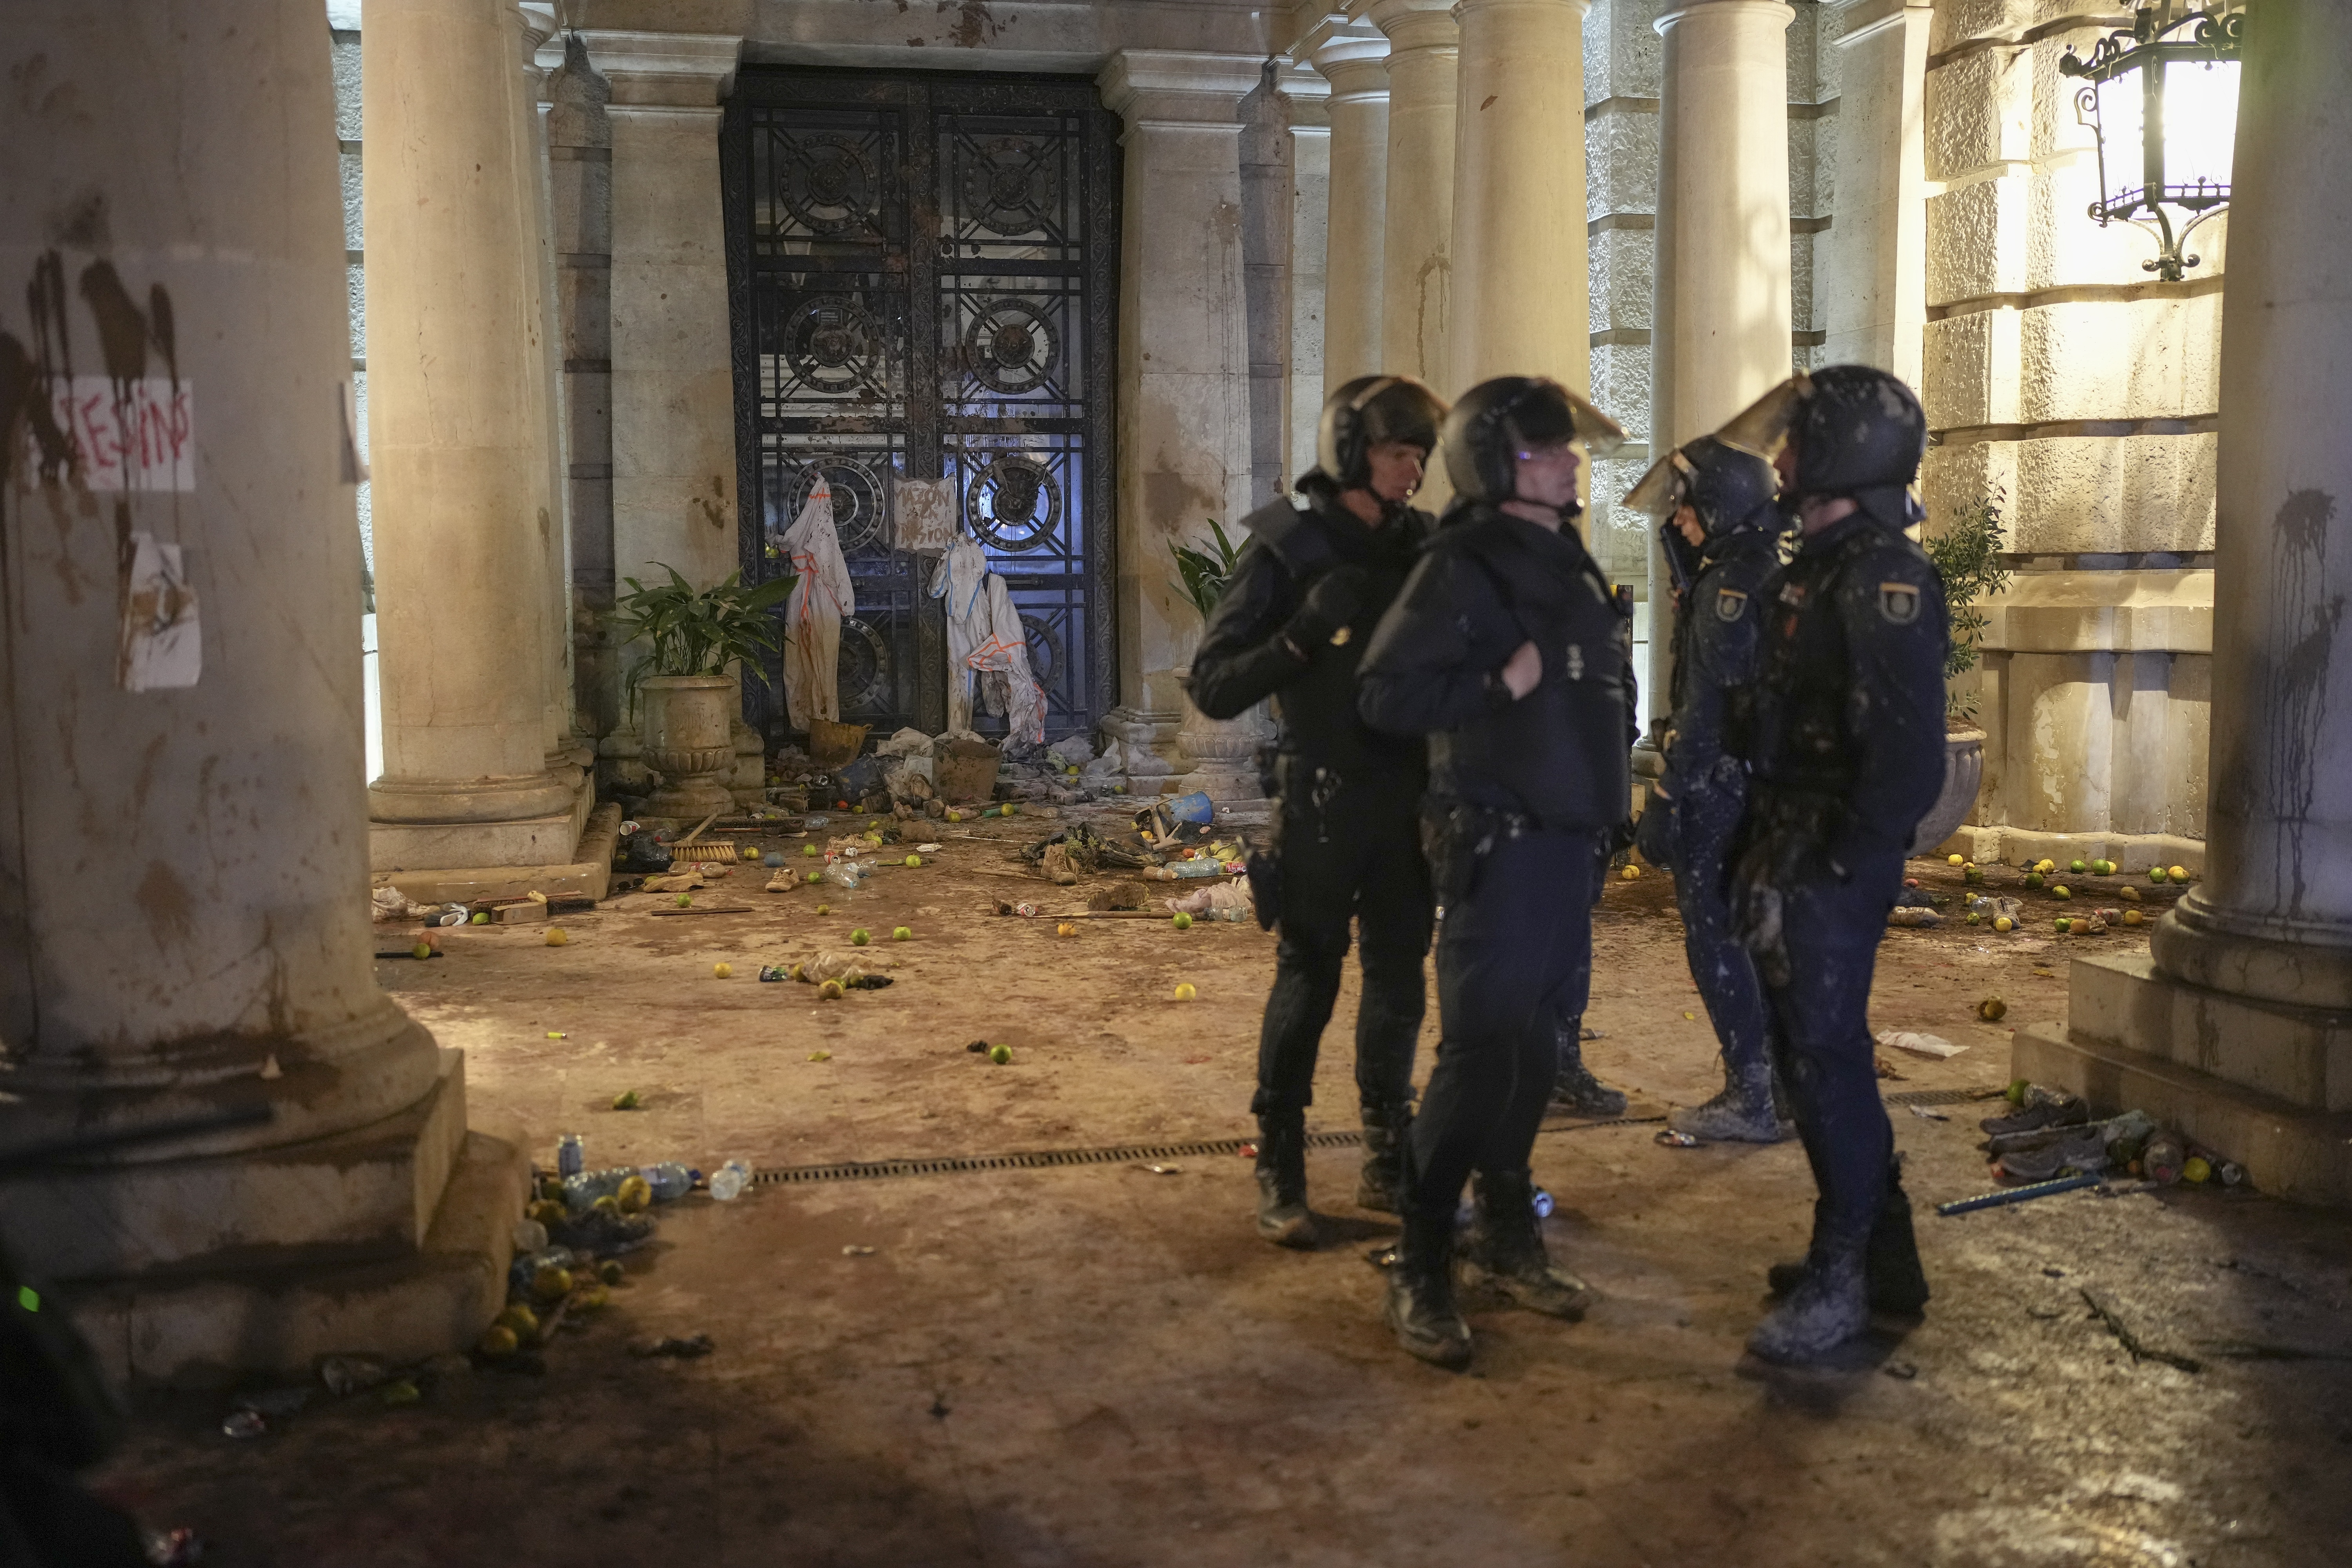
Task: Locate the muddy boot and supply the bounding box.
[1384,1207,1473,1369]
[1748,1240,1869,1364]
[1766,1163,1930,1314]
[1667,1060,1789,1143]
[1252,1112,1316,1249]
[1549,1017,1628,1117]
[1458,1169,1594,1321]
[1356,1101,1412,1213]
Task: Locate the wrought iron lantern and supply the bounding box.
[2059,4,2244,281]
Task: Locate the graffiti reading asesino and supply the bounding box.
[51,376,195,492]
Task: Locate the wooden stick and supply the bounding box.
[646,906,757,917]
[673,810,722,848]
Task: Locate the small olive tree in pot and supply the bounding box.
[1909,490,2014,853]
[610,564,795,819]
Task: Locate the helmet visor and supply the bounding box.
[1622,448,1693,518]
[1711,373,1813,464]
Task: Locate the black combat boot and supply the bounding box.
[1458,1169,1594,1320]
[1549,1016,1628,1117]
[1667,1058,1789,1143]
[1765,1160,1930,1314]
[1356,1100,1412,1212]
[1748,1237,1869,1364]
[1253,1111,1316,1249]
[1384,1207,1473,1368]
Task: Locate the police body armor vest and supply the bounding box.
[1432,509,1633,829]
[1751,522,1904,798]
[1241,491,1428,789]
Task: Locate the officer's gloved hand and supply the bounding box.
[1633,796,1675,868]
[1286,565,1368,653]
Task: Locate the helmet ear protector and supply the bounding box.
[1316,374,1446,492]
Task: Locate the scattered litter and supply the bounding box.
[1655,1128,1700,1149]
[1131,1163,1182,1176]
[1883,1361,1918,1381]
[808,1050,833,1062]
[1878,1030,1965,1059]
[630,1334,715,1360]
[1166,880,1254,920]
[318,1356,390,1397]
[1875,1055,1906,1080]
[1238,1142,1258,1159]
[1936,1173,2102,1216]
[2080,1288,2202,1373]
[965,1039,989,1054]
[557,1133,584,1177]
[1907,1105,1951,1122]
[612,1090,641,1111]
[709,1159,752,1201]
[220,1409,267,1439]
[841,1245,877,1257]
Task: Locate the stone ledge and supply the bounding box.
[62,1128,528,1388]
[371,801,620,906]
[0,1051,470,1279]
[2068,951,2352,1113]
[2013,1017,2352,1209]
[1933,826,2205,877]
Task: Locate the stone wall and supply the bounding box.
[1918,0,2220,868]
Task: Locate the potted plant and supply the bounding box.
[609,564,795,819]
[1166,518,1272,802]
[1911,490,2014,853]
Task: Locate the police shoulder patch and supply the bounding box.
[1713,587,1748,624]
[1877,580,1921,625]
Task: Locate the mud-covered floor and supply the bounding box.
[97,817,2352,1565]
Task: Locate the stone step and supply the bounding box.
[64,1128,529,1387]
[0,1050,471,1279]
[2067,951,2352,1112]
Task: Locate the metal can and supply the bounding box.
[557,1132,584,1178]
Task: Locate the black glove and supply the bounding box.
[1633,795,1675,867]
[1284,566,1368,653]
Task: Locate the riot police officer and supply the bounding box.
[1722,365,1946,1363]
[1357,376,1635,1368]
[1626,436,1789,1143]
[1188,374,1450,1248]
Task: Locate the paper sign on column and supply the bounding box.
[120,532,201,691]
[891,476,959,555]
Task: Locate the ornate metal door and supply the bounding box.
[721,69,1120,749]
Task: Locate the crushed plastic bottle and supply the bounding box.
[823,860,868,890]
[640,1161,696,1202]
[708,1159,752,1201]
[557,1132,585,1178]
[1532,1186,1555,1220]
[508,1244,578,1296]
[561,1166,638,1213]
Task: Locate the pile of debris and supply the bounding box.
[1980,1083,2247,1189]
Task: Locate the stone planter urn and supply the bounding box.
[1171,664,1273,804]
[639,673,739,819]
[1907,727,1985,855]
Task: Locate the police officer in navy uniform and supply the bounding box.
[1722,365,1945,1363]
[1626,436,1791,1143]
[1357,376,1634,1368]
[1187,375,1450,1248]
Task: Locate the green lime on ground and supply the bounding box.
[988,1044,1011,1064]
[1172,911,1193,931]
[893,926,911,941]
[850,928,871,946]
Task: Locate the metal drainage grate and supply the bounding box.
[1885,1086,2009,1108]
[752,1117,1663,1188]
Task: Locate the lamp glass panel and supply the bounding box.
[2094,69,2147,204]
[2162,57,2239,194]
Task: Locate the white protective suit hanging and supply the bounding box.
[927,536,1045,748]
[778,483,856,727]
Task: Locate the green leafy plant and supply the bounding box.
[1923,489,2013,725]
[1169,518,1245,620]
[609,564,797,713]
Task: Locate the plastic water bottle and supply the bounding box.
[823,860,866,890]
[641,1161,695,1203]
[561,1165,635,1213]
[709,1159,752,1201]
[557,1133,584,1178]
[1532,1186,1555,1220]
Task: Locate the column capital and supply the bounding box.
[1274,58,1332,129]
[1364,0,1459,56]
[1302,15,1392,102]
[1827,0,1935,50]
[1096,50,1263,130]
[565,29,740,109]
[1656,0,1795,34]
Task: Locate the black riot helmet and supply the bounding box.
[1715,364,1926,530]
[1316,375,1448,491]
[1623,435,1779,541]
[1439,376,1626,512]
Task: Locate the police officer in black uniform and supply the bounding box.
[1722,365,1946,1363]
[1357,376,1634,1368]
[1187,374,1450,1248]
[1626,436,1789,1143]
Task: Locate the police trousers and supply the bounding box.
[1250,782,1432,1117]
[1404,822,1603,1217]
[1763,848,1904,1247]
[1669,777,1771,1086]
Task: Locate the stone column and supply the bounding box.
[1307,18,1392,395]
[1280,62,1333,487]
[0,0,522,1383]
[2016,0,2352,1205]
[1820,0,1932,380]
[588,32,745,791]
[1642,0,1795,741]
[1240,61,1297,510]
[1448,0,1594,407]
[1370,0,1460,392]
[1096,51,1262,787]
[546,33,621,756]
[366,0,579,871]
[514,5,585,778]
